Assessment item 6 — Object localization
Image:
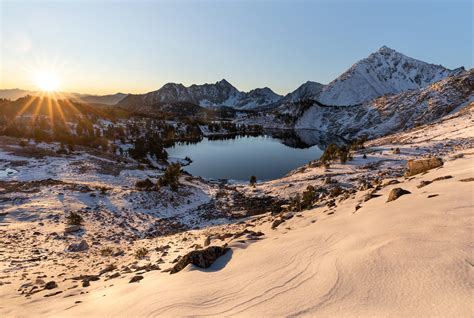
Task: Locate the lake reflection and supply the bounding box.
[166,130,344,181]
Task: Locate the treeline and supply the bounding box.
[0,96,266,165]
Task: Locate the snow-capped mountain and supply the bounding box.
[317,46,464,106]
[296,69,473,137]
[280,81,324,104]
[241,69,473,138]
[119,79,282,110]
[234,87,282,110]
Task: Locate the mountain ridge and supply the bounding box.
[118,46,464,110]
[1,46,465,110]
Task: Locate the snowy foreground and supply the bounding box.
[0,109,473,317]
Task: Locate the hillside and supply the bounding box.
[1,97,472,317]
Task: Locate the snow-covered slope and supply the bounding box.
[119,80,282,110]
[317,46,464,106]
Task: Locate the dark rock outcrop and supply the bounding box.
[170,246,229,274]
[129,275,144,283]
[44,281,57,290]
[387,188,411,202]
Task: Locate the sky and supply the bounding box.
[0,0,472,95]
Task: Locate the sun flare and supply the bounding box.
[34,71,60,92]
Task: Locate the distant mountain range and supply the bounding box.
[118,80,283,110]
[0,46,466,110]
[0,89,127,106]
[117,46,464,110]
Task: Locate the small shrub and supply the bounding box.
[301,185,317,210]
[19,140,27,147]
[337,146,349,164]
[135,247,149,259]
[350,135,368,150]
[135,178,155,190]
[100,247,114,257]
[321,144,350,164]
[99,186,108,195]
[249,175,257,187]
[66,212,83,226]
[158,163,181,191]
[320,144,339,163]
[393,148,400,154]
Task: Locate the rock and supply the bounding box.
[44,291,62,297]
[417,180,432,188]
[418,175,452,188]
[44,281,57,290]
[129,275,143,283]
[383,179,400,187]
[203,236,211,246]
[427,194,439,198]
[99,264,117,276]
[405,158,443,176]
[271,218,284,229]
[363,192,382,202]
[170,246,229,274]
[387,188,411,202]
[107,272,121,280]
[74,275,100,287]
[460,177,474,182]
[64,225,82,234]
[432,175,452,182]
[393,148,400,154]
[450,153,464,159]
[67,240,89,252]
[233,229,264,239]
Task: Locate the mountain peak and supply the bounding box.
[217,79,232,86]
[318,47,459,105]
[377,45,396,54]
[160,82,185,89]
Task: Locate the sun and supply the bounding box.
[34,71,61,92]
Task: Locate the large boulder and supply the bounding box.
[170,246,229,274]
[405,158,443,177]
[387,188,411,202]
